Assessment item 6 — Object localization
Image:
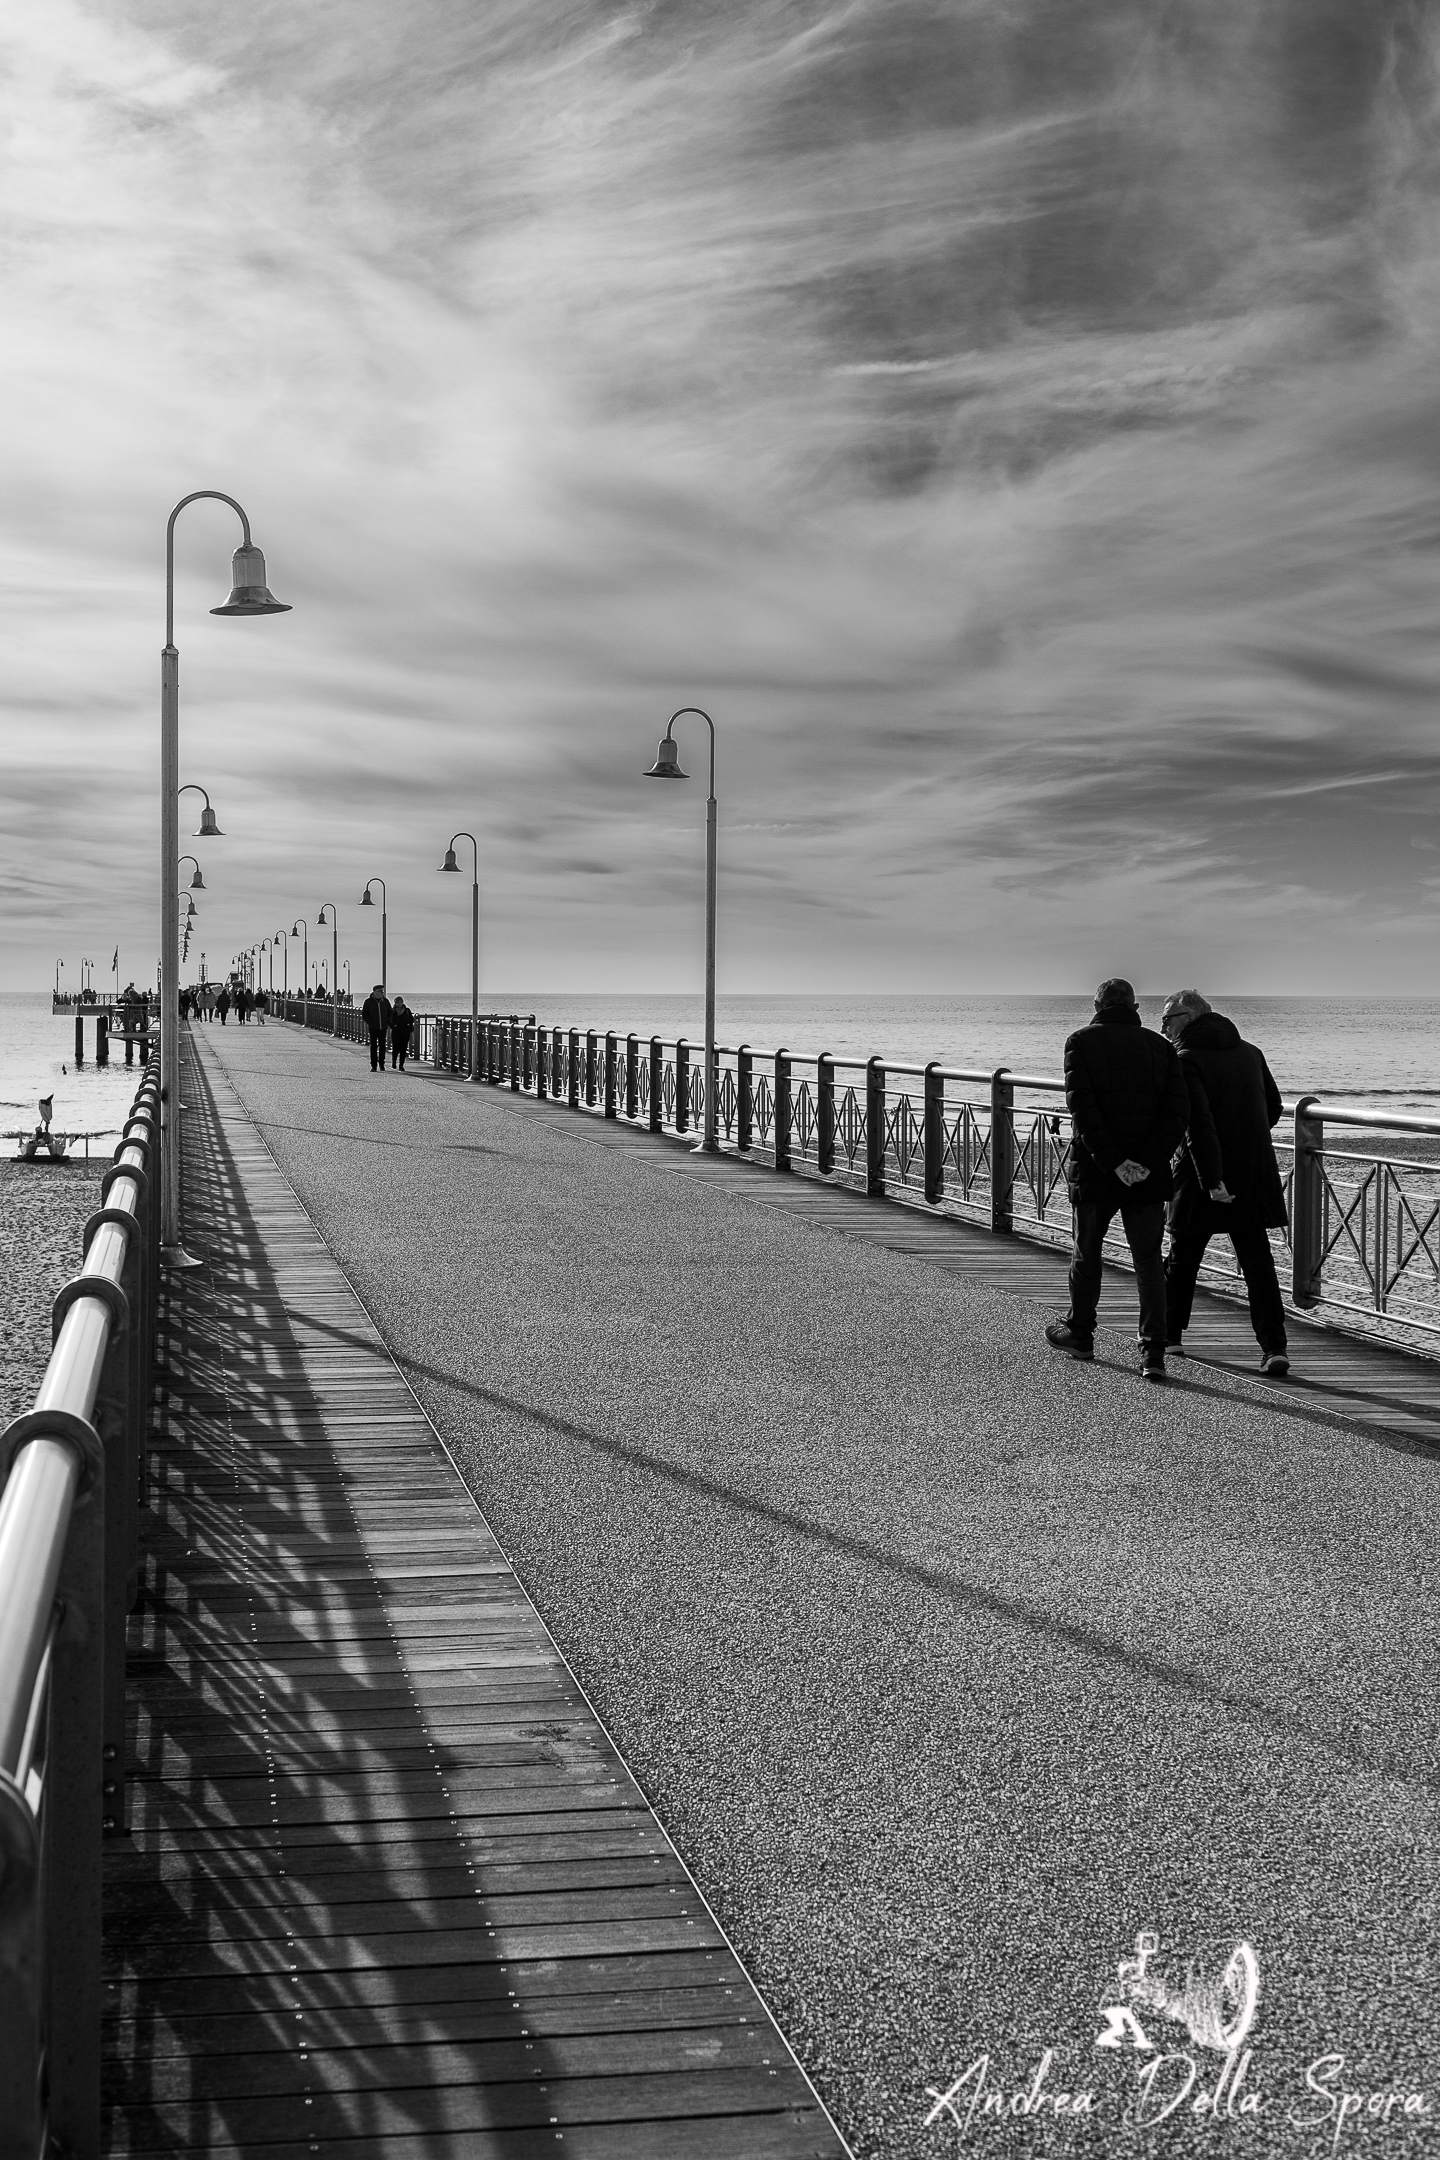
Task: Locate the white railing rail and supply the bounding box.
[0,1054,160,2160]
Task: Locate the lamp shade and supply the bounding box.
[185,898,197,918]
[440,847,459,872]
[210,544,292,617]
[317,907,329,924]
[360,888,373,907]
[189,867,206,889]
[644,735,687,780]
[194,804,224,836]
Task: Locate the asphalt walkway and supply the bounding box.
[196,1019,1439,2159]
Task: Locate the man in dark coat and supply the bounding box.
[362,984,393,1071]
[1047,977,1189,1380]
[1160,990,1290,1375]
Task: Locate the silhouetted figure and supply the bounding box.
[390,995,413,1072]
[362,985,392,1070]
[1046,978,1189,1383]
[1161,990,1291,1377]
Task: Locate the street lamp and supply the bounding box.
[360,878,387,996]
[644,707,719,1153]
[179,855,206,890]
[179,784,225,837]
[316,904,339,1033]
[161,491,289,1264]
[439,833,480,1081]
[291,920,308,1014]
[274,928,289,1001]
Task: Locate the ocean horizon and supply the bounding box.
[9,989,1439,1136]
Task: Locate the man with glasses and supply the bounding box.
[1159,990,1291,1376]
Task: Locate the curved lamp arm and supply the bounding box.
[669,708,716,798]
[166,492,251,647]
[446,832,479,882]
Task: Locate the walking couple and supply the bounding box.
[1046,978,1290,1385]
[362,986,414,1071]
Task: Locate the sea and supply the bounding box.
[8,991,1435,1140]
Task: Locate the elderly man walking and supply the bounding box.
[1046,978,1189,1382]
[362,984,392,1072]
[1160,990,1291,1376]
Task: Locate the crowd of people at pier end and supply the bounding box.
[1047,980,1290,1385]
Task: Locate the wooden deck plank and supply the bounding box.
[103,1033,847,2159]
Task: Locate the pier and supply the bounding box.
[3,1015,1437,2155]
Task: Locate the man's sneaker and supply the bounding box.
[1046,1321,1093,1362]
[1138,1331,1186,1359]
[1141,1350,1166,1385]
[1259,1349,1290,1377]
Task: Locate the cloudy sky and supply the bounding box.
[4,0,1440,997]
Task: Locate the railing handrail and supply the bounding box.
[0,1050,160,2156]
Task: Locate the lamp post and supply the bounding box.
[317,905,339,1032]
[55,959,63,999]
[161,492,289,1264]
[643,707,719,1153]
[273,929,289,1001]
[291,920,308,1016]
[439,833,480,1081]
[360,878,387,996]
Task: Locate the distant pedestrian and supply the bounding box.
[1047,978,1189,1382]
[255,990,268,1025]
[216,987,231,1025]
[1160,991,1290,1377]
[362,984,392,1071]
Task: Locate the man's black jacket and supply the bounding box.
[1172,1012,1288,1230]
[1064,1008,1189,1208]
[362,994,392,1033]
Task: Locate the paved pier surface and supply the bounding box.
[189,1021,1437,2158]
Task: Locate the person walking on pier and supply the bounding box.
[1046,977,1189,1382]
[1160,990,1291,1376]
[363,984,393,1071]
[216,986,231,1025]
[390,994,414,1072]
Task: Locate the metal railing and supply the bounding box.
[0,1053,159,2160]
[270,1009,1440,1352]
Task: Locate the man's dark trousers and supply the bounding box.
[1068,1200,1167,1351]
[368,1030,387,1071]
[1166,1196,1287,1354]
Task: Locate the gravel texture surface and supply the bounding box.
[0,1158,104,1432]
[196,1023,1440,2160]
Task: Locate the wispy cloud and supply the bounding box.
[2,0,1440,996]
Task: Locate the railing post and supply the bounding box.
[1292,1095,1324,1308]
[676,1040,690,1134]
[649,1037,663,1132]
[586,1030,598,1108]
[510,1022,521,1092]
[534,1023,546,1099]
[625,1034,639,1120]
[568,1029,580,1109]
[924,1061,944,1205]
[775,1049,792,1173]
[990,1067,1014,1234]
[866,1057,885,1196]
[818,1053,835,1176]
[737,1045,752,1152]
[604,1032,617,1119]
[552,1027,562,1099]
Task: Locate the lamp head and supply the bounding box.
[360,887,373,907]
[210,543,292,617]
[645,735,687,780]
[317,907,329,925]
[194,803,224,837]
[185,898,197,918]
[189,866,205,889]
[440,847,459,873]
[291,920,302,937]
